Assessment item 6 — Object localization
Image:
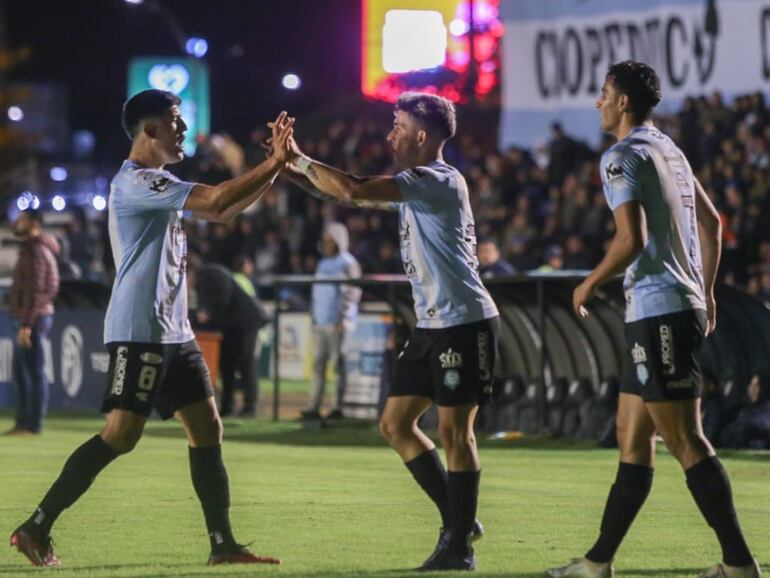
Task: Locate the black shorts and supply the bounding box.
[101,340,214,419]
[620,309,707,402]
[389,317,499,406]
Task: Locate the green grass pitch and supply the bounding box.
[0,413,767,577]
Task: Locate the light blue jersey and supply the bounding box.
[600,126,706,323]
[394,161,498,329]
[312,252,362,326]
[104,160,195,344]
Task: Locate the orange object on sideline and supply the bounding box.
[195,330,222,389]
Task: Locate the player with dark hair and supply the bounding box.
[274,91,499,571]
[10,89,294,567]
[546,61,760,578]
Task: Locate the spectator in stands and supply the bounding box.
[254,227,289,276]
[720,372,770,449]
[231,254,258,298]
[188,256,268,417]
[304,222,362,420]
[478,238,515,278]
[367,239,402,274]
[5,209,60,435]
[538,245,564,272]
[563,234,593,270]
[547,122,583,186]
[65,215,94,280]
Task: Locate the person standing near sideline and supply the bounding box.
[5,209,60,436]
[303,221,362,420]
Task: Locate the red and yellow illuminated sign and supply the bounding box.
[361,0,502,103]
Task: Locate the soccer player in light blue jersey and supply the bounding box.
[11,90,295,568]
[275,92,499,571]
[547,62,760,578]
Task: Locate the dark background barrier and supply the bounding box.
[2,276,769,431]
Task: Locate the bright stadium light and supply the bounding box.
[449,18,469,36]
[186,37,208,58]
[31,195,40,209]
[282,73,301,90]
[50,166,68,182]
[17,195,30,211]
[382,10,447,73]
[52,195,67,211]
[92,195,107,211]
[7,106,23,122]
[124,0,144,4]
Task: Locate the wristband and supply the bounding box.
[295,156,312,175]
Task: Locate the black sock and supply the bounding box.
[405,449,450,528]
[446,470,480,555]
[25,435,118,537]
[686,456,753,567]
[189,445,236,553]
[585,462,653,564]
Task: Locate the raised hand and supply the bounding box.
[268,111,296,164]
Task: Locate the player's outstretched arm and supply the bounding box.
[573,201,645,316]
[694,178,722,334]
[283,166,398,211]
[185,112,294,222]
[285,136,402,204]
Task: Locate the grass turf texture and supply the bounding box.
[0,413,768,577]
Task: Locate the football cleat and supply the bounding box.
[698,559,762,578]
[207,544,281,566]
[545,557,614,578]
[417,545,476,572]
[417,521,483,572]
[10,527,61,567]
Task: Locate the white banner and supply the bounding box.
[500,0,770,147]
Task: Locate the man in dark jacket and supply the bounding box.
[189,258,267,417]
[6,209,60,435]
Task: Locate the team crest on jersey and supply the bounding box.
[631,343,647,364]
[605,163,623,181]
[444,369,461,390]
[439,348,463,369]
[149,176,172,192]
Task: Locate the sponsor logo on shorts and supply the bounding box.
[477,332,491,381]
[631,342,647,364]
[439,348,463,369]
[398,340,409,359]
[659,325,676,375]
[636,363,649,385]
[140,352,164,365]
[111,346,129,396]
[665,378,694,390]
[444,369,461,390]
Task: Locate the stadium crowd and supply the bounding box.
[53,90,770,449]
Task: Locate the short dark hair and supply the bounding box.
[122,89,181,140]
[606,60,661,122]
[395,92,456,141]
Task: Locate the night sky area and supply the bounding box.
[6,0,362,163]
